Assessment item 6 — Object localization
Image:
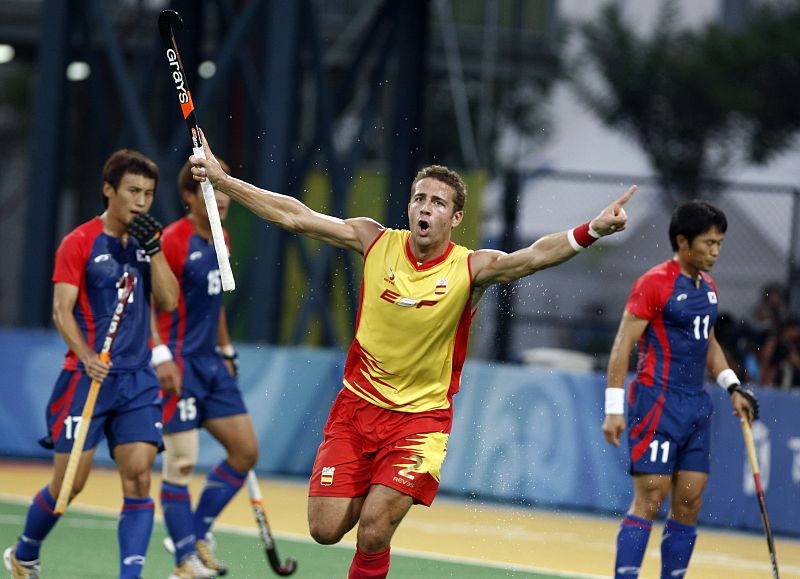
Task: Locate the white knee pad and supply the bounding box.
[162,430,199,486]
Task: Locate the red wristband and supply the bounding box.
[568,222,600,251]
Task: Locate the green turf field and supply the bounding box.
[0,500,582,578]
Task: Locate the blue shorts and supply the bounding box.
[162,354,247,433]
[46,368,163,455]
[627,382,713,475]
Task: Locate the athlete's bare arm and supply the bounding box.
[149,252,179,312]
[706,328,755,422]
[53,282,110,382]
[471,186,636,288]
[602,311,649,447]
[218,307,232,351]
[189,137,383,255]
[218,307,236,376]
[151,306,181,395]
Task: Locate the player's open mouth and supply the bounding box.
[418,219,430,233]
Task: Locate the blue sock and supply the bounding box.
[661,518,697,578]
[15,486,61,562]
[193,461,246,539]
[615,514,653,578]
[161,482,196,565]
[118,496,154,578]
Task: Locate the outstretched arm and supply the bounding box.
[190,136,383,255]
[470,186,636,287]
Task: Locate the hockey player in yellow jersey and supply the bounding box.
[189,135,635,579]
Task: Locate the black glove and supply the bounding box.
[728,383,760,421]
[129,213,163,256]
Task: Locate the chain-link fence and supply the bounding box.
[472,169,800,385]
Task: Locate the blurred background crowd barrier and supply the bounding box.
[2,328,799,536]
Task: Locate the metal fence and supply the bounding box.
[472,169,800,381]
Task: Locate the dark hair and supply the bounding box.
[178,157,231,197]
[411,165,467,213]
[668,200,727,251]
[102,149,159,208]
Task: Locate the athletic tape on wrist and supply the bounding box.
[151,344,173,367]
[716,368,739,391]
[568,222,600,252]
[605,388,625,415]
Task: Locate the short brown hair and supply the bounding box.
[411,165,467,212]
[178,157,231,195]
[102,149,159,208]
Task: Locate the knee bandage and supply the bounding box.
[162,430,199,486]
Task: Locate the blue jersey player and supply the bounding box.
[151,159,258,578]
[4,149,179,579]
[602,200,759,578]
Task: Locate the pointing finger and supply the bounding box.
[613,185,637,212]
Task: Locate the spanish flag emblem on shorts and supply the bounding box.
[321,466,335,486]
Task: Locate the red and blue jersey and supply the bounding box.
[156,217,229,358]
[52,217,153,372]
[626,259,718,393]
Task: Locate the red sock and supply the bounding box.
[348,545,391,579]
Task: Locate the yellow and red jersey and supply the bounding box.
[343,229,475,412]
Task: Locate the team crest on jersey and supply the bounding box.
[434,278,448,295]
[136,249,150,262]
[320,466,335,486]
[384,267,396,284]
[380,289,437,309]
[707,291,717,304]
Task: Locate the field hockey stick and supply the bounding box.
[740,417,780,578]
[158,9,235,292]
[55,272,136,514]
[246,471,298,576]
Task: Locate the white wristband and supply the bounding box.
[716,368,739,391]
[216,344,236,358]
[567,228,583,252]
[151,344,173,367]
[605,388,625,415]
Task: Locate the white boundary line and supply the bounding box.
[0,492,604,578]
[4,491,798,576]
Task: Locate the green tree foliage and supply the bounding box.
[713,5,800,164]
[575,2,800,199]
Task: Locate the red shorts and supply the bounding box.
[309,388,453,506]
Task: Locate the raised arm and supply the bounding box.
[190,137,383,255]
[471,186,636,288]
[602,310,649,448]
[149,252,179,312]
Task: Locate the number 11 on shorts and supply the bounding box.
[649,439,670,463]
